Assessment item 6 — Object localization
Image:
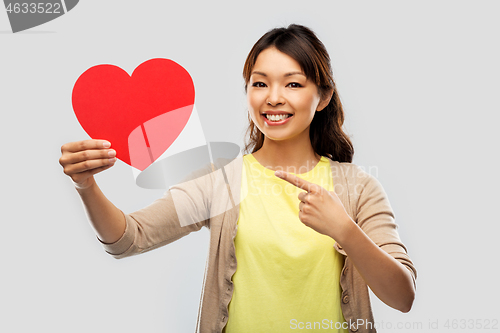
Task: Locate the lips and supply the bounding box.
[261,113,293,126]
[261,111,293,115]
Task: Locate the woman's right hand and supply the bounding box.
[59,139,117,190]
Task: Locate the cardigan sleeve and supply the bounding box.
[97,162,216,259]
[352,165,417,286]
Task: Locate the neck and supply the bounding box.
[252,134,320,174]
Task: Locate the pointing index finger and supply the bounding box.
[274,170,318,193]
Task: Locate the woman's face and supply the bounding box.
[247,47,329,144]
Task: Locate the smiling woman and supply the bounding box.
[247,47,327,145]
[243,25,354,171]
[59,24,416,333]
[224,25,416,332]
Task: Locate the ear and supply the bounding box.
[316,88,334,112]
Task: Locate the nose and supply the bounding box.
[266,86,285,107]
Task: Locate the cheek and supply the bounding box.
[246,94,260,123]
[247,92,263,112]
[290,94,319,114]
[304,92,321,112]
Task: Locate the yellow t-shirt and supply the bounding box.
[225,154,348,332]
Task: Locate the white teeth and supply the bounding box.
[265,114,290,121]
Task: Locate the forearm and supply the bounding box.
[76,178,126,244]
[335,218,415,313]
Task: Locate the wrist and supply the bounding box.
[333,215,358,247]
[74,177,96,193]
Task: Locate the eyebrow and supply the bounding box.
[251,71,306,77]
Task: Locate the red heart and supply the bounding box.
[72,58,195,171]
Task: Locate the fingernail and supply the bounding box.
[275,170,283,177]
[109,157,117,163]
[108,150,116,157]
[103,141,111,148]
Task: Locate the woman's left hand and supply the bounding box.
[274,170,354,242]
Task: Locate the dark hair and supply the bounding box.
[242,24,354,163]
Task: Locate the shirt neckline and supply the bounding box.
[245,153,327,177]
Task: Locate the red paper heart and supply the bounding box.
[72,58,195,171]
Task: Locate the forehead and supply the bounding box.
[252,47,303,74]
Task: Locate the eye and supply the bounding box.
[287,82,303,88]
[252,82,267,88]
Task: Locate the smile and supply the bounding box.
[261,113,293,126]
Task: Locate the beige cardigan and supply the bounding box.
[98,155,417,333]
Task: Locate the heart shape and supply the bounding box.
[5,0,79,33]
[72,58,195,171]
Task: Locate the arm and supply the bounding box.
[99,175,211,259]
[335,218,415,312]
[60,139,125,244]
[76,179,126,244]
[275,167,416,312]
[60,139,212,259]
[334,168,416,312]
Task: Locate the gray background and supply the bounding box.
[1,1,499,332]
